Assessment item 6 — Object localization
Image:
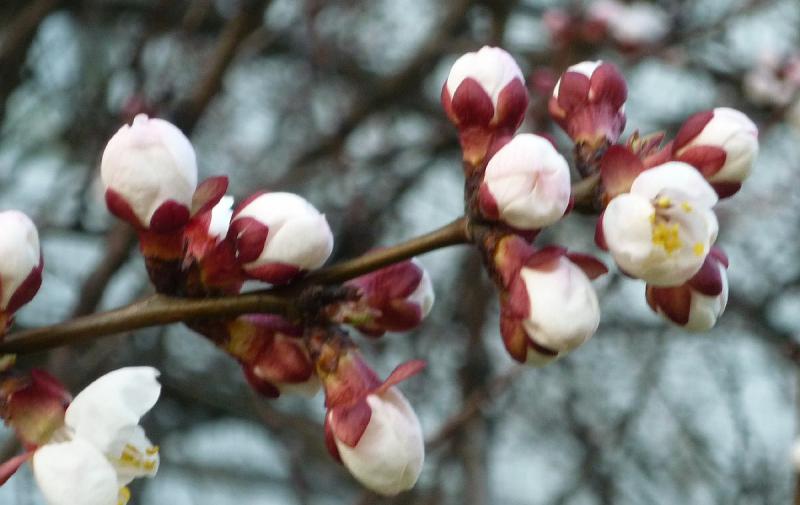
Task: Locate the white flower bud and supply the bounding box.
[479,134,571,230]
[677,107,758,186]
[231,192,333,284]
[446,46,524,111]
[331,388,424,496]
[0,210,42,313]
[518,256,600,365]
[602,162,719,286]
[101,114,198,230]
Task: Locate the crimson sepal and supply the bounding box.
[673,110,714,152]
[228,217,268,263]
[594,212,608,251]
[191,176,228,216]
[674,146,727,178]
[5,253,43,315]
[2,370,71,447]
[0,451,32,485]
[599,145,645,200]
[687,247,727,296]
[645,284,692,326]
[711,181,742,199]
[590,63,627,111]
[566,252,608,280]
[105,188,144,229]
[242,366,280,398]
[149,200,191,233]
[445,78,494,128]
[478,184,500,220]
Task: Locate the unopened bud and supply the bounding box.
[0,211,43,332]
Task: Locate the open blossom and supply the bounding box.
[101,114,198,232]
[600,162,719,286]
[228,315,319,398]
[1,368,161,505]
[672,107,759,198]
[549,60,627,147]
[344,259,435,337]
[494,237,606,366]
[478,134,571,230]
[0,211,43,333]
[229,192,333,285]
[314,336,424,496]
[646,247,729,331]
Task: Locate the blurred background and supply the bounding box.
[0,0,799,503]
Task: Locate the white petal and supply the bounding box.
[407,263,435,318]
[258,213,333,269]
[108,425,159,487]
[631,162,718,208]
[520,257,600,354]
[0,210,40,309]
[208,195,234,240]
[33,439,118,505]
[688,108,759,183]
[65,367,161,453]
[335,388,424,496]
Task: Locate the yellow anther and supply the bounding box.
[648,213,656,224]
[655,196,672,209]
[693,242,705,256]
[146,446,160,456]
[681,202,693,213]
[143,460,157,472]
[651,223,682,254]
[118,487,131,505]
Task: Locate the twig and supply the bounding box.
[0,217,471,354]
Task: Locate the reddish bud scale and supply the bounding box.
[1,370,71,447]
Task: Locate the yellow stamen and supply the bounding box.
[118,487,131,505]
[655,196,672,209]
[693,242,705,256]
[648,212,656,224]
[681,202,693,213]
[651,222,682,254]
[115,443,159,473]
[146,446,160,456]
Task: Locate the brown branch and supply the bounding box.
[0,217,471,355]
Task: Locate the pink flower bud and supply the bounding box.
[442,46,528,132]
[230,315,318,398]
[318,350,425,496]
[498,242,606,365]
[229,192,333,285]
[0,211,43,332]
[599,162,719,286]
[478,134,571,230]
[101,114,198,231]
[673,108,759,198]
[549,61,627,146]
[646,248,728,331]
[344,259,434,337]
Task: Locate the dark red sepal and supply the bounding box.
[376,360,426,395]
[105,188,144,228]
[478,183,500,220]
[674,146,726,178]
[229,217,268,263]
[149,200,191,232]
[590,63,627,110]
[5,255,43,314]
[329,399,372,448]
[711,181,741,199]
[242,365,280,398]
[324,414,343,463]
[600,144,645,199]
[449,78,495,128]
[557,71,591,111]
[0,451,32,485]
[646,285,692,326]
[673,110,714,151]
[566,252,608,280]
[244,262,302,285]
[594,212,608,251]
[191,176,228,216]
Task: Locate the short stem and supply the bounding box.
[0,217,471,355]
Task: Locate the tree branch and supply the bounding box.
[0,217,470,354]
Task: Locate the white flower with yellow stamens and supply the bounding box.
[32,367,161,505]
[601,162,719,286]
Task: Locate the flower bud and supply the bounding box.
[442,46,528,165]
[229,192,333,285]
[228,315,318,398]
[646,247,728,331]
[549,60,627,147]
[478,134,571,230]
[672,107,759,198]
[344,259,435,337]
[101,114,198,231]
[1,370,71,447]
[494,238,606,365]
[599,162,719,286]
[0,211,43,332]
[316,343,425,496]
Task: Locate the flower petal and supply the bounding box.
[33,439,118,505]
[65,367,161,453]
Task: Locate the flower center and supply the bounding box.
[648,195,705,256]
[116,443,159,473]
